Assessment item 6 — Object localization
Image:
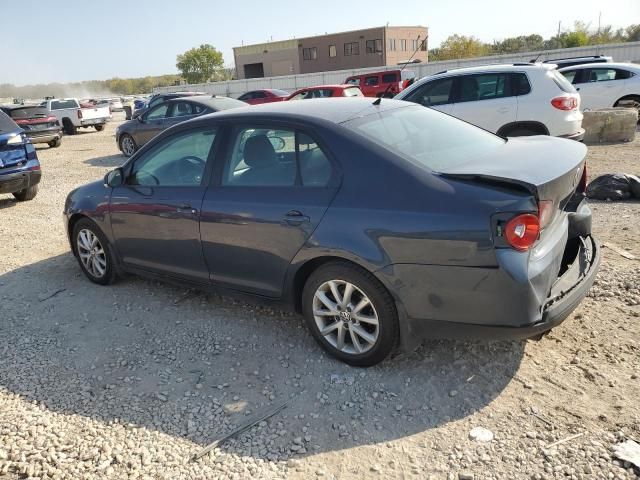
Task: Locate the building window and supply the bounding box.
[388,39,396,51]
[303,47,317,61]
[411,39,418,51]
[329,45,336,57]
[400,39,407,51]
[344,42,359,56]
[366,39,383,54]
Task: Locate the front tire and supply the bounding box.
[119,134,137,157]
[72,218,117,285]
[302,261,398,366]
[95,124,105,132]
[48,138,62,148]
[63,118,77,135]
[13,185,38,201]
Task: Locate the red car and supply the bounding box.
[345,70,416,98]
[237,89,289,105]
[285,85,363,101]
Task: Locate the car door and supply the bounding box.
[450,73,517,133]
[136,103,170,145]
[575,67,628,110]
[401,76,455,115]
[109,126,218,281]
[363,75,380,96]
[200,125,339,297]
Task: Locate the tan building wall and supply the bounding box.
[233,26,428,79]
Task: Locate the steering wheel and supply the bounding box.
[177,156,206,184]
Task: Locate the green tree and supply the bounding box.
[493,34,544,54]
[625,24,640,41]
[176,44,224,84]
[430,35,491,61]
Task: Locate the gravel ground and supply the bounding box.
[0,114,638,479]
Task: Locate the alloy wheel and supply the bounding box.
[312,280,379,355]
[77,228,107,278]
[121,136,135,156]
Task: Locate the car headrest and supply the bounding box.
[244,135,277,168]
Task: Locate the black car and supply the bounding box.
[133,91,206,118]
[116,95,246,157]
[0,110,41,201]
[64,98,600,366]
[1,105,62,148]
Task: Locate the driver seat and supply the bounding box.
[237,135,294,186]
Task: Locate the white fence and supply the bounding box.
[154,41,640,98]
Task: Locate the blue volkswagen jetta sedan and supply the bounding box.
[0,110,41,201]
[64,98,600,366]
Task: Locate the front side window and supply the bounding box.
[365,76,379,86]
[329,45,337,57]
[129,129,216,186]
[223,128,332,187]
[344,42,359,56]
[458,73,508,103]
[403,78,454,107]
[346,77,360,86]
[145,104,169,121]
[382,73,398,84]
[343,105,504,172]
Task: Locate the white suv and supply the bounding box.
[395,63,585,140]
[558,62,640,112]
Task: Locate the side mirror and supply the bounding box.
[136,115,144,123]
[104,168,124,187]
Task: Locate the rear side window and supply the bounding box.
[551,71,577,93]
[382,73,398,83]
[253,91,267,99]
[50,100,78,110]
[511,73,531,95]
[343,88,363,97]
[298,133,332,186]
[458,73,508,102]
[560,70,578,84]
[343,105,505,172]
[6,107,48,119]
[404,78,454,107]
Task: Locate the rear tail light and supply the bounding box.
[28,165,41,171]
[578,163,587,193]
[551,96,578,111]
[538,200,555,229]
[46,116,58,123]
[504,214,540,251]
[14,119,29,125]
[77,110,83,119]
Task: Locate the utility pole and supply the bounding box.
[556,21,561,48]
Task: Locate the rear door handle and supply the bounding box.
[284,210,310,226]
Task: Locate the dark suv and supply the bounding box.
[0,111,41,201]
[1,105,63,148]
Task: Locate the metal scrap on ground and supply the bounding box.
[612,439,640,468]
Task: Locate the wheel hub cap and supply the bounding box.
[77,228,107,278]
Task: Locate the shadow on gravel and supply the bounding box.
[0,254,524,460]
[83,154,127,168]
[0,197,16,209]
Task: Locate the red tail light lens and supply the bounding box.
[14,119,29,125]
[505,214,540,251]
[46,116,58,123]
[551,96,578,111]
[77,110,83,119]
[538,200,555,229]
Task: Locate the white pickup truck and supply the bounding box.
[39,98,110,135]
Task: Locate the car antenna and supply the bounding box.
[373,34,425,106]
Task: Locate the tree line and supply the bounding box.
[429,22,640,61]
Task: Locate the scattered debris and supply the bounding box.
[330,373,355,385]
[544,432,585,450]
[530,411,554,428]
[586,173,640,201]
[602,242,636,260]
[612,439,640,468]
[37,288,66,302]
[191,401,289,462]
[469,427,494,442]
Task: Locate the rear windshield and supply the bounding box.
[342,105,504,171]
[50,99,78,110]
[271,89,290,96]
[0,111,19,133]
[6,106,49,119]
[550,71,577,93]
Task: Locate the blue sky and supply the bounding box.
[3,0,638,85]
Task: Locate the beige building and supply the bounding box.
[233,26,428,79]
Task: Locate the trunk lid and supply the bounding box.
[438,136,587,211]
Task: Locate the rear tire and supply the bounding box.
[13,185,38,201]
[614,95,640,121]
[48,138,61,148]
[63,118,77,135]
[72,218,118,285]
[302,261,398,366]
[95,124,105,132]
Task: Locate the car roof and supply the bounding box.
[347,70,401,77]
[300,85,356,90]
[166,95,246,109]
[193,97,409,124]
[431,63,555,76]
[558,62,640,71]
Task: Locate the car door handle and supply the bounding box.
[284,210,310,226]
[177,203,198,214]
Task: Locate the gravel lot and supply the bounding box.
[0,114,639,479]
